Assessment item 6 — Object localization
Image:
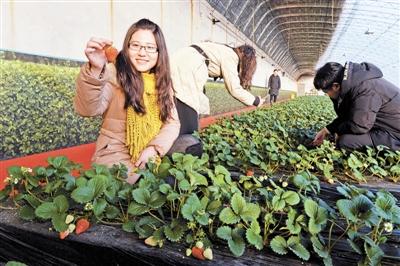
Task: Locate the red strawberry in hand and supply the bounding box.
[105,45,118,63]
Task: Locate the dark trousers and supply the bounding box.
[168,98,203,157]
[336,133,373,150]
[337,129,400,151]
[175,98,199,135]
[270,94,277,103]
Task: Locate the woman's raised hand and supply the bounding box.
[84,37,113,73]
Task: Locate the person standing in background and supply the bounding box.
[267,69,281,105]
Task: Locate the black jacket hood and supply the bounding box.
[340,62,383,96]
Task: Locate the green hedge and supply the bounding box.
[0,60,101,160]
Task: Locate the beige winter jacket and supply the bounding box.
[171,42,259,115]
[74,63,180,172]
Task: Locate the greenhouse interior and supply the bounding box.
[0,0,399,265]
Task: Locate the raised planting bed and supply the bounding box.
[0,155,399,266]
[1,96,399,265]
[1,203,398,266]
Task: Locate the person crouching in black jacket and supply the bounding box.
[312,61,400,151]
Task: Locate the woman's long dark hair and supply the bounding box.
[115,18,174,122]
[234,45,257,90]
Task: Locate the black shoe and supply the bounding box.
[185,143,203,157]
[167,134,203,156]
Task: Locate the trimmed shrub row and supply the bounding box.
[0,60,101,160]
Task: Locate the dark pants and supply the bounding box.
[168,98,203,156]
[336,133,373,150]
[337,129,400,151]
[176,98,199,135]
[270,94,277,103]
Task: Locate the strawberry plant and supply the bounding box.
[1,155,399,265]
[200,96,399,184]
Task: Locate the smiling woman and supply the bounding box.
[74,18,180,184]
[127,30,159,72]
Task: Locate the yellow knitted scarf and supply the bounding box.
[126,73,162,162]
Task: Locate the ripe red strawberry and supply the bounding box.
[75,218,90,235]
[246,169,254,176]
[105,46,118,63]
[59,230,69,240]
[191,247,205,260]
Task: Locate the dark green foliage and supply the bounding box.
[0,60,101,159]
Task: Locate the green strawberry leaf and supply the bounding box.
[128,202,150,216]
[287,236,310,261]
[217,226,232,241]
[132,188,151,205]
[310,236,329,258]
[181,194,201,221]
[188,171,208,187]
[52,213,68,232]
[240,203,261,222]
[35,202,57,219]
[206,200,222,215]
[149,191,166,209]
[164,221,185,242]
[178,179,190,191]
[272,196,285,211]
[282,191,300,206]
[219,207,240,224]
[122,220,136,233]
[53,195,69,213]
[71,186,95,203]
[231,193,246,214]
[93,198,107,216]
[246,220,263,250]
[270,236,288,255]
[19,205,35,221]
[105,205,120,219]
[228,228,245,256]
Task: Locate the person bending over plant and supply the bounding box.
[312,62,400,151]
[74,18,180,184]
[170,42,265,151]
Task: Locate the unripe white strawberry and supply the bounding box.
[65,214,74,224]
[195,241,204,249]
[68,223,76,233]
[144,236,158,247]
[203,248,213,260]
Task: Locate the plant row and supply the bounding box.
[199,96,400,183]
[1,155,399,265]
